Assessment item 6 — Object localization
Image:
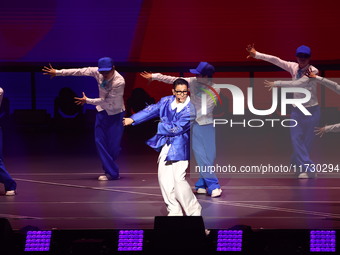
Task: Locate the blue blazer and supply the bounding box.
[131,95,195,161]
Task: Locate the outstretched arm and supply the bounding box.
[246,43,296,74]
[263,78,310,90]
[140,71,190,85]
[128,100,162,125]
[264,67,319,88]
[306,70,340,95]
[315,123,340,137]
[326,123,340,133]
[43,64,98,77]
[316,77,340,95]
[272,76,311,87]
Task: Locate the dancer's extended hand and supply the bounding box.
[314,126,326,137]
[123,117,134,126]
[42,63,57,78]
[140,71,152,80]
[74,92,87,106]
[264,80,275,91]
[246,43,256,59]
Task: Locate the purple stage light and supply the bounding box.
[118,230,144,251]
[24,230,52,252]
[216,230,243,252]
[310,230,336,253]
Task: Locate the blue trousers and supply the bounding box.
[192,123,220,194]
[0,127,16,191]
[95,111,125,179]
[290,106,320,176]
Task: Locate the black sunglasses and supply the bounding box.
[174,90,188,95]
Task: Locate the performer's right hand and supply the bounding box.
[246,43,256,59]
[305,68,317,78]
[42,63,57,78]
[264,80,275,91]
[140,71,152,80]
[123,117,134,126]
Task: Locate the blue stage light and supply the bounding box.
[310,230,336,253]
[118,230,144,251]
[216,230,243,252]
[24,230,52,252]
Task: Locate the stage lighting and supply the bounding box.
[24,230,52,252]
[310,230,336,253]
[216,230,243,252]
[117,230,144,251]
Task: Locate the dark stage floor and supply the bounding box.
[1,123,340,231]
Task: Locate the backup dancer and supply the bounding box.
[43,57,125,181]
[247,44,320,178]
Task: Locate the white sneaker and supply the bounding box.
[5,190,16,196]
[196,188,207,194]
[211,188,222,198]
[298,173,309,179]
[98,175,109,181]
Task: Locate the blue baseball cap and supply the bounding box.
[189,62,215,76]
[98,57,114,72]
[296,45,311,57]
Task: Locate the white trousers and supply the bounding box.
[158,151,202,216]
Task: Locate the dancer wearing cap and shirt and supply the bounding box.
[140,62,222,198]
[246,44,320,178]
[42,58,125,181]
[123,78,202,216]
[0,87,16,196]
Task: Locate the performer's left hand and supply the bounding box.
[74,92,87,105]
[314,126,326,137]
[264,80,275,91]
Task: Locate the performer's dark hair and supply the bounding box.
[173,78,189,89]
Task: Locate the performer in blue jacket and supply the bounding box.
[140,62,222,197]
[123,79,202,216]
